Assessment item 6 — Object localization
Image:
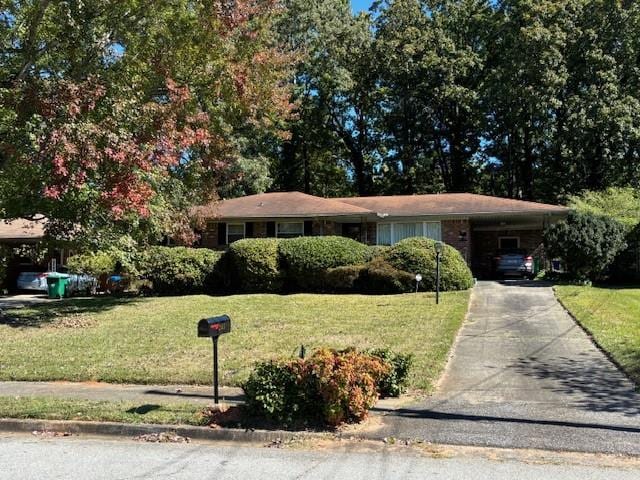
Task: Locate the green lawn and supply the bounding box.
[555,285,640,386]
[0,292,470,392]
[0,396,207,425]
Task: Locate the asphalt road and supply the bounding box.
[367,281,640,455]
[1,433,638,480]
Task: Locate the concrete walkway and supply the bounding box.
[367,281,640,455]
[0,381,245,405]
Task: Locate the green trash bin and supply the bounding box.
[46,273,70,299]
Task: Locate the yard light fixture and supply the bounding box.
[415,273,423,293]
[435,241,444,304]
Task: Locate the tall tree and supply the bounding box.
[0,0,293,245]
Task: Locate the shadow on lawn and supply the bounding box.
[0,296,141,329]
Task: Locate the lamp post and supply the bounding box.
[415,273,422,293]
[435,241,444,304]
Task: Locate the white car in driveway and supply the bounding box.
[16,272,49,291]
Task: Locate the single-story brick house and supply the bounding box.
[193,192,569,277]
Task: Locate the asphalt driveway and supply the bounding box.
[368,281,640,455]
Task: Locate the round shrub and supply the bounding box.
[385,237,473,291]
[138,246,220,295]
[228,238,283,292]
[544,211,627,281]
[356,257,416,294]
[278,236,370,290]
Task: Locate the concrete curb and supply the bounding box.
[0,418,335,444]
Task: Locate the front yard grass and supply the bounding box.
[0,396,207,426]
[555,285,640,386]
[0,291,470,392]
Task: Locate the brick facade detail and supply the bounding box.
[441,219,472,264]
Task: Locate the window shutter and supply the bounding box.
[245,222,254,238]
[304,220,313,236]
[266,221,276,237]
[217,222,227,245]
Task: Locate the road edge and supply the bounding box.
[0,418,335,444]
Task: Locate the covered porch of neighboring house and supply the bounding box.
[469,213,555,279]
[0,219,69,292]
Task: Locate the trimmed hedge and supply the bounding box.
[279,236,370,290]
[138,246,221,295]
[228,238,283,292]
[356,257,416,294]
[324,264,366,292]
[385,237,473,291]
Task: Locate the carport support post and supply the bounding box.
[212,336,219,404]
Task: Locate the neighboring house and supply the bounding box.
[193,191,569,277]
[0,218,69,290]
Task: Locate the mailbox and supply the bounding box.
[198,315,231,338]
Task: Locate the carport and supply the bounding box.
[470,213,558,279]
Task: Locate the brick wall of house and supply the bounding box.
[471,229,544,278]
[442,219,472,264]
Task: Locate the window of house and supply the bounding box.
[499,236,520,249]
[227,223,246,244]
[277,221,304,239]
[377,221,442,245]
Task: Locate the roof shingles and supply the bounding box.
[195,192,568,220]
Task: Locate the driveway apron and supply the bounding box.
[369,281,640,455]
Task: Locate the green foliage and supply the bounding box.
[385,238,474,291]
[228,239,283,292]
[569,188,640,229]
[242,360,313,426]
[356,257,416,294]
[323,265,366,292]
[368,349,414,398]
[544,212,627,280]
[368,245,391,260]
[279,236,370,290]
[67,247,138,277]
[243,348,390,426]
[137,247,220,295]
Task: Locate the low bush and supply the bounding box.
[368,245,390,260]
[544,211,627,281]
[279,236,370,290]
[242,360,315,425]
[368,349,413,397]
[228,238,283,292]
[356,257,416,294]
[385,237,473,291]
[323,264,366,292]
[137,246,221,295]
[67,248,138,277]
[243,348,390,427]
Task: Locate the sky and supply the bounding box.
[352,0,374,13]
